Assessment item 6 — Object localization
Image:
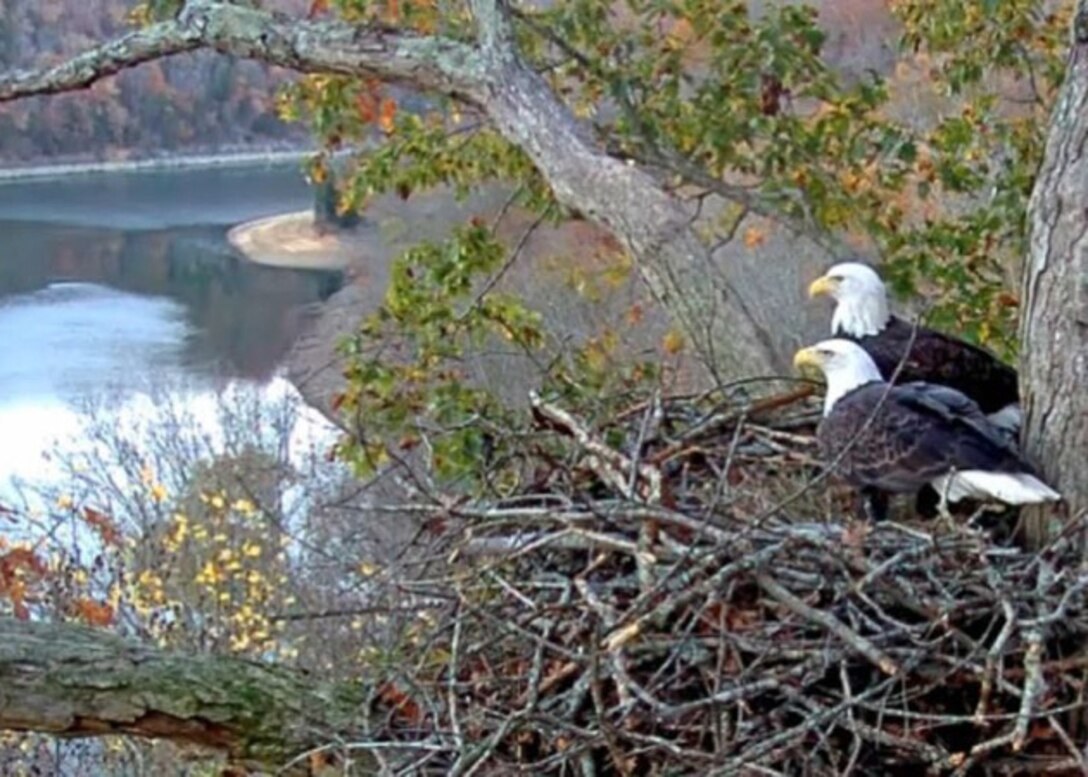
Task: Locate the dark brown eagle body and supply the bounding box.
[818,380,1036,520]
[836,316,1018,416]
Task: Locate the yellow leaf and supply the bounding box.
[662,330,685,355]
[839,170,863,193]
[126,4,152,27]
[665,18,695,49]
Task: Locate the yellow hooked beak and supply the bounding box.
[808,275,838,299]
[792,346,823,374]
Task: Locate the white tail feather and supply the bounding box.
[930,470,1061,505]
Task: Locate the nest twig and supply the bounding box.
[348,383,1088,775]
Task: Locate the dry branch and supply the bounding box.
[337,384,1088,774]
[2,375,1085,775]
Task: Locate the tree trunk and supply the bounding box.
[0,618,368,769]
[1020,1,1088,547]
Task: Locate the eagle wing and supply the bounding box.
[824,382,1028,495]
[878,320,1019,413]
[882,382,1030,478]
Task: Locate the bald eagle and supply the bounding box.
[793,339,1059,522]
[808,262,1020,436]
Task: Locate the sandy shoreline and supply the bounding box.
[227,211,363,271]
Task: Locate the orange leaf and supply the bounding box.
[384,0,400,24]
[74,598,114,627]
[743,226,766,248]
[379,97,397,134]
[309,751,335,771]
[83,506,121,546]
[0,548,46,579]
[666,18,694,48]
[842,521,870,549]
[725,605,761,631]
[1029,720,1058,740]
[378,682,423,724]
[355,89,379,124]
[308,0,330,17]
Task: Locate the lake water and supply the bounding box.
[0,164,343,488]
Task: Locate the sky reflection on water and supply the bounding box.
[0,165,341,493]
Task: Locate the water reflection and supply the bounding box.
[0,165,344,487]
[0,219,341,381]
[0,282,189,400]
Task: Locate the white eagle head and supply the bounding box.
[808,261,890,338]
[794,338,883,415]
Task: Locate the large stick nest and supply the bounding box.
[353,382,1088,776]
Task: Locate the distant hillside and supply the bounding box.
[0,0,899,166]
[0,0,311,164]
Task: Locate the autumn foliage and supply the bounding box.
[0,0,309,162]
[0,0,1082,773]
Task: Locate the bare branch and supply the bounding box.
[757,573,900,677]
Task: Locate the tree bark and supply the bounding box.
[0,618,367,768]
[0,0,781,376]
[1020,1,1088,546]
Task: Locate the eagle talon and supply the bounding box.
[936,494,956,529]
[857,489,889,523]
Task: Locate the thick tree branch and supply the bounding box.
[0,618,367,768]
[466,0,781,373]
[0,1,487,104]
[0,22,201,100]
[0,0,782,375]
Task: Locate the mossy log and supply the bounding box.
[0,618,367,768]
